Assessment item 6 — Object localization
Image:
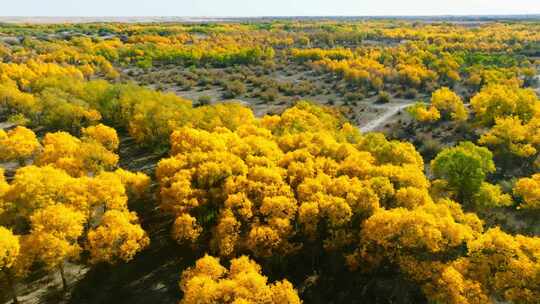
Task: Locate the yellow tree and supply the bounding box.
[0,227,20,304]
[470,85,538,126]
[35,132,84,176]
[352,200,481,270]
[514,174,540,209]
[113,168,151,199]
[1,163,150,292]
[0,83,39,117]
[350,200,488,304]
[2,165,75,221]
[407,102,441,123]
[473,182,513,209]
[455,228,540,303]
[479,116,536,160]
[26,204,85,290]
[0,126,41,164]
[179,255,301,304]
[82,123,120,151]
[36,130,118,176]
[407,88,467,123]
[358,133,424,170]
[430,87,468,122]
[86,210,149,264]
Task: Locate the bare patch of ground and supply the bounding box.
[359,102,415,133]
[122,64,421,132]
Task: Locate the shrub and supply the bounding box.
[260,88,280,102]
[223,80,247,98]
[344,92,365,102]
[197,95,212,106]
[404,88,418,99]
[377,91,391,103]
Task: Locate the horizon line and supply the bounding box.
[1,14,540,18]
[0,14,539,24]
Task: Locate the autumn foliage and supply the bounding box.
[179,255,301,304]
[0,126,149,297]
[0,20,539,304]
[154,99,540,303]
[156,102,427,260]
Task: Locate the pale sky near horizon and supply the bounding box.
[2,0,540,17]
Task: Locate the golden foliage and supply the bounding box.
[408,88,467,123]
[471,85,539,126]
[430,87,468,122]
[514,174,540,209]
[86,210,149,264]
[36,130,119,176]
[0,227,20,271]
[479,116,538,158]
[407,102,441,123]
[157,102,431,261]
[82,123,120,151]
[179,255,301,304]
[0,126,41,163]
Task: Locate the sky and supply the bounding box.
[2,0,540,17]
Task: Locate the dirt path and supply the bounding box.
[359,102,414,133]
[0,121,15,130]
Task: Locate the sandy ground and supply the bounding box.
[168,84,415,132]
[136,64,420,132]
[359,102,414,133]
[0,122,15,130]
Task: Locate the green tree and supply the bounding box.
[431,142,495,205]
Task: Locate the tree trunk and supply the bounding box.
[58,263,68,292]
[5,271,19,304]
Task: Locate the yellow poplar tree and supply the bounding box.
[0,226,20,304]
[0,126,41,164]
[179,255,301,304]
